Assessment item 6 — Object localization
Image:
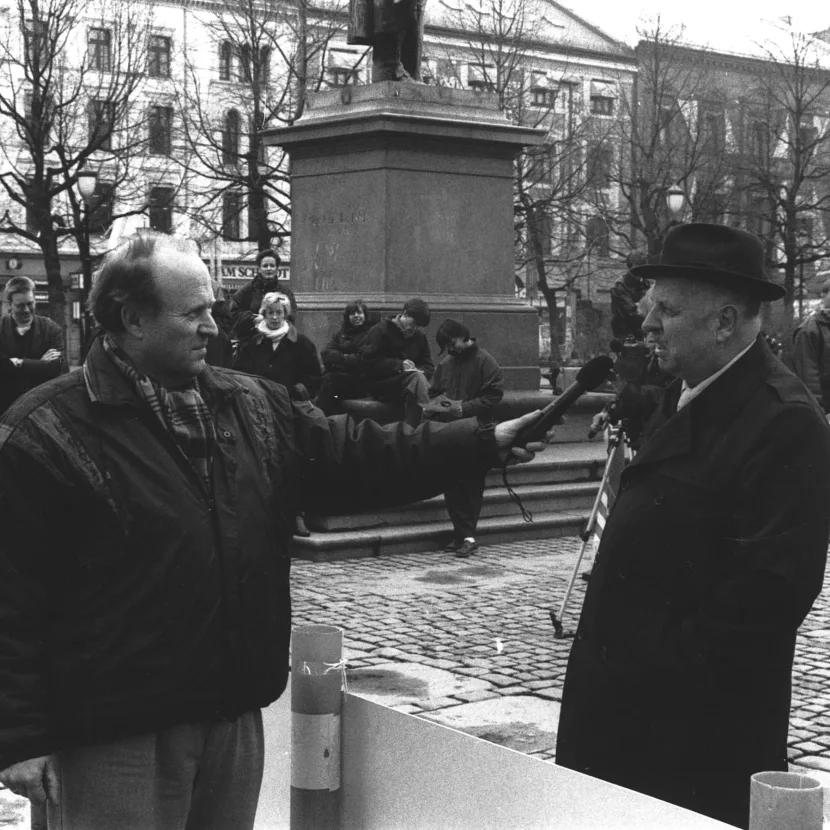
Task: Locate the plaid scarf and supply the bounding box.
[91,335,217,491]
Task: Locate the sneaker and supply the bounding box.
[455,539,479,558]
[443,539,462,552]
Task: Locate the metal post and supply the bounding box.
[290,624,343,830]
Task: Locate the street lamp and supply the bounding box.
[666,184,685,216]
[75,170,98,352]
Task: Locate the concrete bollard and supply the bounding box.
[749,770,823,830]
[290,624,344,830]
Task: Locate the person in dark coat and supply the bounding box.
[314,299,379,415]
[792,277,830,412]
[233,291,322,402]
[556,223,830,829]
[0,232,548,826]
[205,279,234,369]
[424,319,504,559]
[0,275,66,414]
[228,249,296,338]
[360,297,433,427]
[610,250,649,341]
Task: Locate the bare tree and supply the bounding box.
[0,0,153,332]
[433,0,617,374]
[177,0,351,254]
[736,26,830,335]
[602,21,727,260]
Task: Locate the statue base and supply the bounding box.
[263,83,544,389]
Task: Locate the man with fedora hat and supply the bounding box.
[556,223,830,828]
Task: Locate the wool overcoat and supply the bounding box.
[556,338,830,829]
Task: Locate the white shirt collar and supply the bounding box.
[676,340,756,411]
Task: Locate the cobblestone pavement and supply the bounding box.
[3,536,830,826]
[292,536,830,775]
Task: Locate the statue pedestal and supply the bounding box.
[263,83,544,388]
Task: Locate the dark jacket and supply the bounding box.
[792,308,830,411]
[321,310,381,375]
[556,338,830,829]
[228,278,296,338]
[0,337,500,769]
[610,275,647,341]
[233,322,322,399]
[360,317,434,391]
[429,343,504,423]
[0,314,66,413]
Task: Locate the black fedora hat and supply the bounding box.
[630,223,785,301]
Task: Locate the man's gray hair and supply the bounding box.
[4,275,35,302]
[88,233,195,333]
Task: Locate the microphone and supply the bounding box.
[513,355,614,448]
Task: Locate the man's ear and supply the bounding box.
[715,304,740,342]
[121,304,144,339]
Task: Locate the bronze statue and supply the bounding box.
[348,0,426,82]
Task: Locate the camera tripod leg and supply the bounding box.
[550,436,622,639]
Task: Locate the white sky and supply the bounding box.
[560,0,830,48]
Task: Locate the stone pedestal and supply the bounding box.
[263,82,544,389]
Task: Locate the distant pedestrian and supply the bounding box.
[792,278,830,412]
[0,276,66,415]
[314,299,379,415]
[557,223,830,829]
[424,320,504,558]
[360,298,433,427]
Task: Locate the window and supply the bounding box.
[590,96,614,116]
[468,78,495,92]
[799,121,818,151]
[750,119,770,160]
[531,87,557,108]
[222,191,241,240]
[796,215,814,241]
[219,41,232,80]
[585,216,609,257]
[23,91,53,140]
[700,107,724,152]
[88,27,112,72]
[88,182,115,234]
[250,115,266,164]
[586,143,613,188]
[148,35,171,78]
[24,20,47,68]
[88,99,114,150]
[149,105,173,155]
[222,109,240,165]
[256,46,271,85]
[238,43,252,83]
[527,147,554,185]
[328,68,357,87]
[468,64,495,92]
[148,186,174,233]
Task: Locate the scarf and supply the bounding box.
[93,335,217,490]
[256,319,290,349]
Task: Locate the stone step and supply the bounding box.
[292,509,589,562]
[308,480,599,531]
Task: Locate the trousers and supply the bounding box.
[47,709,264,830]
[444,469,487,539]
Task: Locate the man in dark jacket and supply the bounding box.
[0,275,66,413]
[556,223,830,829]
[0,234,543,828]
[425,319,504,558]
[792,277,830,412]
[314,299,379,415]
[360,297,433,427]
[610,251,649,341]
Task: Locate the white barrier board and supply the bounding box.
[340,694,734,830]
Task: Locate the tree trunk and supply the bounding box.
[39,228,67,351]
[527,207,562,383]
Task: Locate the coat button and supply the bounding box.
[654,493,664,506]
